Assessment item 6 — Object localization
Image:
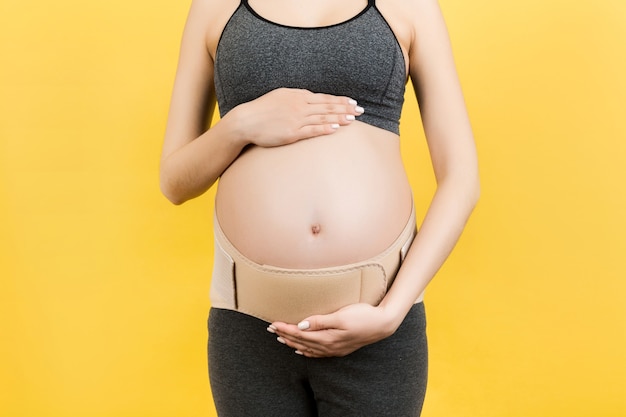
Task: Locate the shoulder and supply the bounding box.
[377,0,453,67]
[185,0,241,59]
[374,0,429,58]
[376,0,435,18]
[187,0,240,20]
[375,0,445,38]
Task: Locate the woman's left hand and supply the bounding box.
[268,303,398,358]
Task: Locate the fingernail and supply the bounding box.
[266,325,276,334]
[277,337,286,344]
[355,106,365,114]
[348,99,357,105]
[297,320,310,330]
[295,350,304,355]
[331,123,340,129]
[346,115,355,121]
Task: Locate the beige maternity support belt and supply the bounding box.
[210,209,417,324]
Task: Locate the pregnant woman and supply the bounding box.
[160,0,479,415]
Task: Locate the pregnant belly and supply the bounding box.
[215,122,413,269]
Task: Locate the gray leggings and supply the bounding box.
[208,303,428,417]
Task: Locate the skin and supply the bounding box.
[160,0,479,358]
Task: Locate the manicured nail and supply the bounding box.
[346,115,355,121]
[355,106,365,114]
[297,321,310,330]
[331,123,340,129]
[277,337,286,344]
[295,350,304,355]
[267,325,276,334]
[348,99,357,105]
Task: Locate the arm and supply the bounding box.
[379,0,480,329]
[160,0,362,205]
[160,0,237,204]
[271,0,479,357]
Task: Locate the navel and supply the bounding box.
[311,224,322,236]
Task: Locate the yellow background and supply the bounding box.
[1,0,624,415]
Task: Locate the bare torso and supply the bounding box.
[216,121,412,268]
[211,0,414,268]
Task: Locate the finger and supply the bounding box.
[277,327,336,349]
[303,113,356,127]
[276,335,322,356]
[277,331,353,358]
[296,347,327,358]
[305,92,357,106]
[297,313,342,332]
[294,344,331,358]
[305,103,365,117]
[294,123,340,140]
[302,91,365,116]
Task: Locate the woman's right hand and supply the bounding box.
[232,88,364,148]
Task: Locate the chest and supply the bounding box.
[213,4,406,116]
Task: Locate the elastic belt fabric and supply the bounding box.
[210,208,416,324]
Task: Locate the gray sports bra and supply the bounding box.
[214,0,406,135]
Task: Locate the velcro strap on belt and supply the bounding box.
[234,263,387,324]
